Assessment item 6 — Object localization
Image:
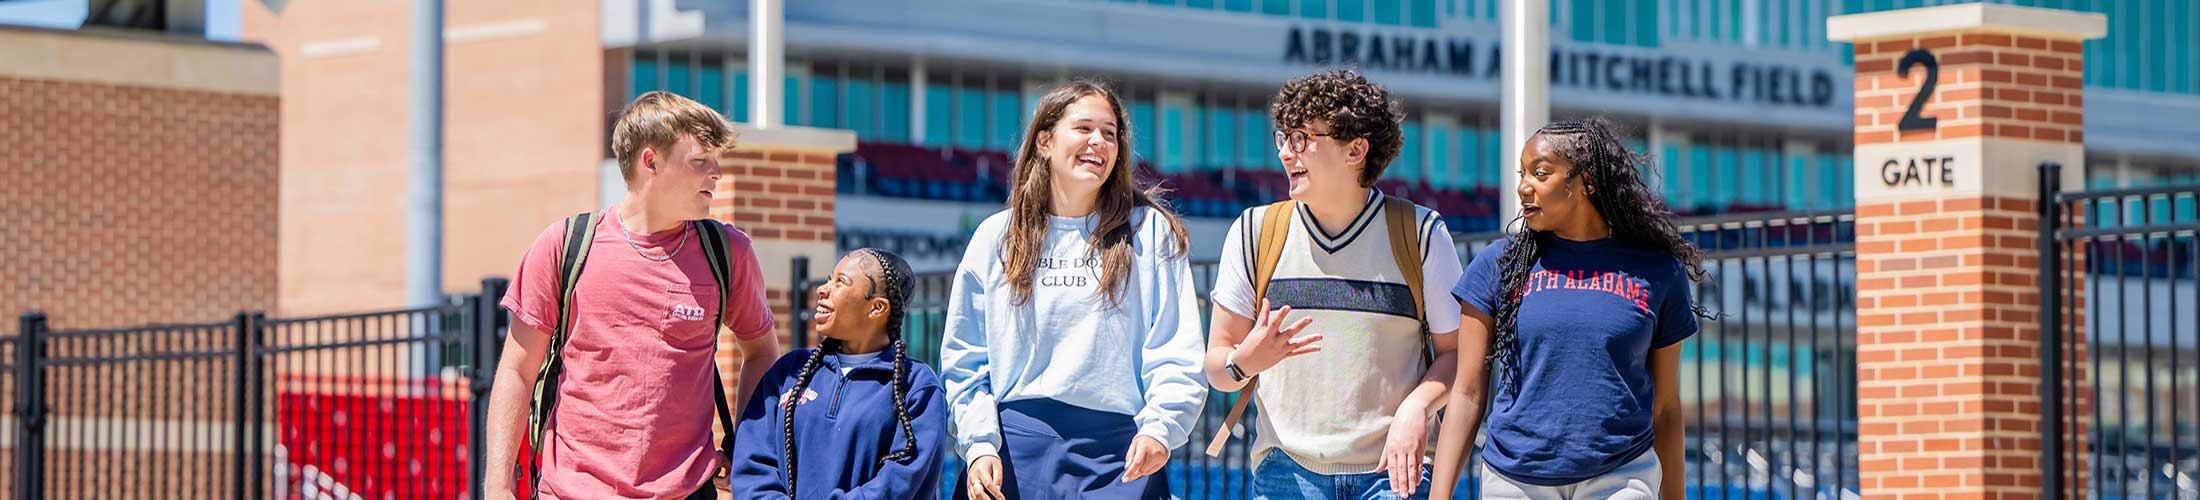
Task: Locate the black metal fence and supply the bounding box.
[4,279,508,500]
[1670,209,1859,500]
[799,208,1860,499]
[2044,163,2200,500]
[12,183,2198,499]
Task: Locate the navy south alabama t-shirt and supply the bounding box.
[1452,235,1699,486]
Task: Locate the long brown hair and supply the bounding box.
[1000,80,1189,307]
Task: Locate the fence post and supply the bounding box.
[243,312,268,500]
[2037,162,2064,500]
[231,311,251,500]
[256,311,270,500]
[16,311,46,500]
[473,277,508,500]
[789,256,809,349]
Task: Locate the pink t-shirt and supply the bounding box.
[500,209,775,499]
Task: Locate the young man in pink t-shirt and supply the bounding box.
[482,91,782,499]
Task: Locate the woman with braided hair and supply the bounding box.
[725,248,948,499]
[1430,118,1707,500]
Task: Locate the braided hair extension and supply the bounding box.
[780,337,840,496]
[856,248,922,465]
[1487,118,1713,397]
[779,248,921,497]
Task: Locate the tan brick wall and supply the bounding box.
[709,145,841,363]
[1854,31,2086,146]
[1853,196,2091,497]
[241,0,605,316]
[716,150,839,245]
[0,72,278,331]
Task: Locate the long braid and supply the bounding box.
[857,248,923,464]
[881,338,920,464]
[782,337,841,497]
[783,248,922,495]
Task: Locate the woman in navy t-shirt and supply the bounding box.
[1430,118,1709,500]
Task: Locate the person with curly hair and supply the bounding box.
[1203,69,1465,500]
[1429,118,1707,500]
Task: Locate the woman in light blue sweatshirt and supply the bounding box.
[939,80,1209,500]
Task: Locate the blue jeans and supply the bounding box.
[1252,452,1433,500]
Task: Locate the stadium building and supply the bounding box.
[605,0,2194,268]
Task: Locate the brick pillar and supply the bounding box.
[1830,4,2102,499]
[714,125,852,352]
[697,125,850,499]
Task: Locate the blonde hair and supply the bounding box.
[610,91,738,183]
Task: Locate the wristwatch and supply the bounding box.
[1224,352,1250,382]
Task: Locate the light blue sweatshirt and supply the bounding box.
[938,206,1209,464]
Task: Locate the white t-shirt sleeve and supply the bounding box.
[1210,208,1259,320]
[1419,210,1465,335]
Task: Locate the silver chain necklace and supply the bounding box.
[619,221,688,262]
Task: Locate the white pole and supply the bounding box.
[911,56,928,143]
[750,0,785,129]
[405,0,444,308]
[1500,0,1548,229]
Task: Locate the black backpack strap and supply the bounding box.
[691,219,739,455]
[522,211,599,495]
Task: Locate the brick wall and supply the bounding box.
[713,145,840,353]
[0,29,279,330]
[1853,195,2090,496]
[1853,31,2087,146]
[241,0,604,316]
[709,128,848,359]
[716,150,838,245]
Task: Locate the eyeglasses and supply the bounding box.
[1273,129,1334,154]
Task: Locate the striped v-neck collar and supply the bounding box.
[1298,189,1383,254]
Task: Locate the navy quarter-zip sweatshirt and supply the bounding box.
[726,344,948,500]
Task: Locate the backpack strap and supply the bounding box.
[1381,195,1436,366]
[1206,200,1295,457]
[522,211,600,494]
[1382,196,1427,331]
[1251,200,1295,306]
[690,219,740,457]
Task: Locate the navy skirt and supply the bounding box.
[953,399,1172,500]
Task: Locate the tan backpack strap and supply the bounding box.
[1207,201,1296,457]
[1382,196,1425,325]
[1381,196,1439,368]
[1250,201,1295,301]
[1206,378,1256,457]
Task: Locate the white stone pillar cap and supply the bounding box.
[1828,3,2105,42]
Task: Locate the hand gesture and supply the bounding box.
[1232,299,1320,375]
